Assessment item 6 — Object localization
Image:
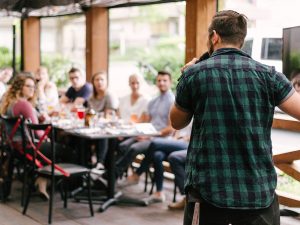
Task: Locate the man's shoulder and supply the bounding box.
[66,85,75,93]
[184,54,275,78]
[82,82,92,91]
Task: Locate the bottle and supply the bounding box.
[84,108,96,127]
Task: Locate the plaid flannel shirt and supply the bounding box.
[176,48,294,209]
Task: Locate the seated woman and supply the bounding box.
[118,74,149,123]
[87,71,119,168]
[0,73,56,200]
[0,67,13,100]
[34,66,59,115]
[1,73,42,134]
[291,69,300,93]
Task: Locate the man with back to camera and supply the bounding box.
[170,10,300,225]
[60,67,92,107]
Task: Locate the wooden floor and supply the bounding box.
[1,176,300,225]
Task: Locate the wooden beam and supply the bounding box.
[273,150,300,164]
[22,17,40,72]
[275,163,300,181]
[85,7,109,82]
[273,114,300,132]
[276,190,300,207]
[185,0,217,63]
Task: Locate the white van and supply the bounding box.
[242,29,283,72]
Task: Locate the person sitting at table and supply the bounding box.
[34,66,59,115]
[60,67,92,108]
[0,73,58,200]
[118,74,149,123]
[87,71,119,115]
[0,67,13,100]
[291,68,300,93]
[125,124,191,204]
[115,71,175,179]
[87,71,119,169]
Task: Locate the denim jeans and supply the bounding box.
[115,137,151,177]
[183,194,280,225]
[167,150,187,194]
[136,137,188,192]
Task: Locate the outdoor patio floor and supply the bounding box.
[0,174,300,225]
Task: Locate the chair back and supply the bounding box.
[25,123,69,177]
[0,115,26,202]
[0,115,26,158]
[25,123,54,171]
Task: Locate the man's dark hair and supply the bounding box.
[68,67,81,75]
[208,10,247,47]
[157,70,172,80]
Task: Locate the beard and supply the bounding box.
[208,39,214,56]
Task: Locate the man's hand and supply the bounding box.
[136,136,151,142]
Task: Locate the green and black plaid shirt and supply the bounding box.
[176,48,294,209]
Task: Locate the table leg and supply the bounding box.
[98,138,117,212]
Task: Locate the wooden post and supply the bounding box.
[86,7,109,82]
[21,17,40,72]
[185,0,217,63]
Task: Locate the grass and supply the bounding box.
[277,172,300,196]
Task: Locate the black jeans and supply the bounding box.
[183,195,280,225]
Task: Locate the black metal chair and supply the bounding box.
[0,115,27,204]
[22,123,94,224]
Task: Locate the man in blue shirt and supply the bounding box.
[60,67,92,107]
[115,71,174,185]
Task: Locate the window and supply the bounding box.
[242,39,253,56]
[261,38,282,60]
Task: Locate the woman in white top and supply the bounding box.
[35,66,59,115]
[118,74,149,123]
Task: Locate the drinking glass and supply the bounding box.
[77,108,85,119]
[130,113,138,123]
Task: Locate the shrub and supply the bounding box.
[41,54,73,88]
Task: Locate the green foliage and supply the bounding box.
[136,37,185,89]
[0,46,21,70]
[136,5,168,23]
[277,173,300,196]
[41,54,72,88]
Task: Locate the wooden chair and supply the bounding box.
[22,123,94,224]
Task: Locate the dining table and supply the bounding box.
[52,118,160,212]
